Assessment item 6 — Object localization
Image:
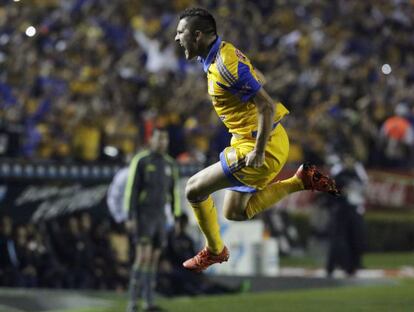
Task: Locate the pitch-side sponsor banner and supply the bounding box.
[1,167,413,224]
[276,168,414,211]
[0,181,109,223]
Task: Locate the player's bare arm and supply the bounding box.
[245,87,275,168]
[254,67,267,85]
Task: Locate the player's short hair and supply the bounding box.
[179,7,217,35]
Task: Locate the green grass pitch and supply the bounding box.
[59,278,414,312]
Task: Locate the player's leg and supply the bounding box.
[127,241,152,312]
[183,161,233,271]
[185,161,233,200]
[222,176,332,222]
[222,124,304,220]
[224,124,338,220]
[185,161,233,254]
[223,184,305,222]
[139,244,159,311]
[142,247,162,311]
[222,174,310,221]
[244,163,339,219]
[244,173,304,219]
[222,190,253,221]
[141,222,166,311]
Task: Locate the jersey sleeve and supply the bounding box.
[216,47,262,102]
[123,152,146,219]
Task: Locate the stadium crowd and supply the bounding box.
[0,212,128,289]
[0,211,244,295]
[0,0,414,168]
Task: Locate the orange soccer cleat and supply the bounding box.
[183,246,230,272]
[296,162,340,196]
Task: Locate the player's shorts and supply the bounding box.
[133,214,167,249]
[220,122,289,193]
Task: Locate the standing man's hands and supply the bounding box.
[125,219,136,233]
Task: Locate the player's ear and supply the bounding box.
[194,30,202,42]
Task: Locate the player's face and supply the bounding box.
[151,130,169,154]
[175,18,198,60]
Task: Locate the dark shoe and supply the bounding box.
[144,305,165,311]
[126,303,139,312]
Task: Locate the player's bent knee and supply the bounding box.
[185,176,204,202]
[184,181,196,202]
[224,208,248,221]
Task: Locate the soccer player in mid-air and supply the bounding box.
[175,8,339,272]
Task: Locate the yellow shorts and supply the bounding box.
[219,123,289,192]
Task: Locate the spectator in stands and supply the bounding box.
[33,226,66,288]
[0,216,19,286]
[14,226,38,287]
[0,1,413,170]
[380,103,414,168]
[68,215,95,288]
[325,153,367,277]
[91,218,126,290]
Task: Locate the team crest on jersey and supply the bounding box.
[235,49,247,61]
[146,164,156,172]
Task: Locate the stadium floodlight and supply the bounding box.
[25,26,36,37]
[13,0,20,2]
[381,64,392,75]
[104,146,119,157]
[55,40,67,51]
[0,34,10,45]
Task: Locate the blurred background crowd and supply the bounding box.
[1,0,414,168]
[1,211,243,295]
[0,212,129,289]
[1,0,414,298]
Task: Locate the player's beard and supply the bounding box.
[183,43,197,60]
[184,47,190,59]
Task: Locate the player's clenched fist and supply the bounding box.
[245,150,265,168]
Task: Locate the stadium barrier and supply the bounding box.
[271,168,414,211]
[1,160,414,271]
[2,160,414,216]
[0,159,202,223]
[290,212,414,252]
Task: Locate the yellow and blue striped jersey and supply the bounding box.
[199,37,289,139]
